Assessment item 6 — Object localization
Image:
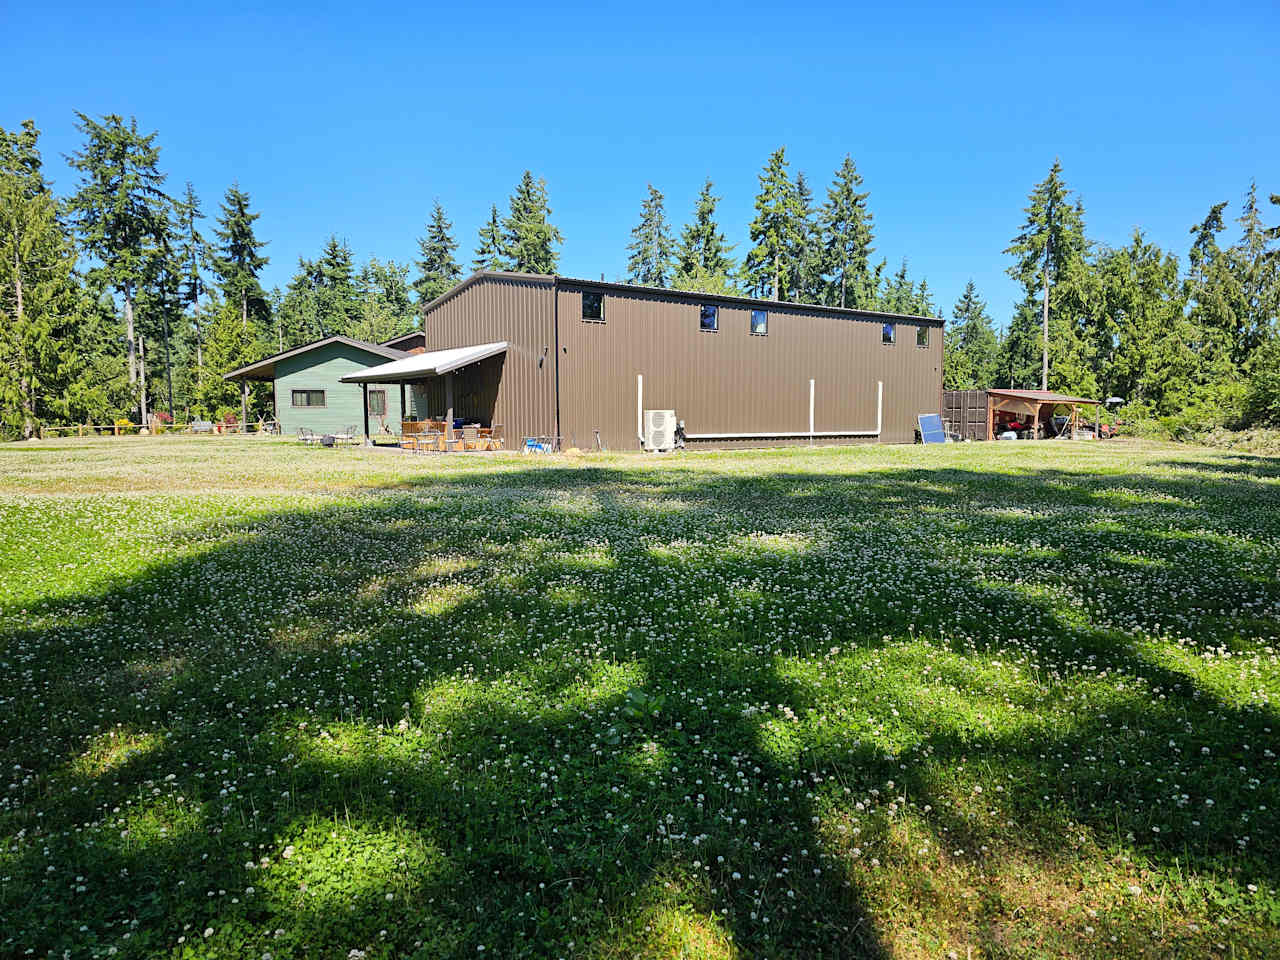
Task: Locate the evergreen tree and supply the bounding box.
[272,263,324,350]
[819,155,875,309]
[501,171,562,274]
[173,182,209,375]
[672,178,738,294]
[1230,180,1279,362]
[413,201,462,304]
[0,122,86,437]
[66,113,170,390]
[1092,231,1189,411]
[473,204,507,271]
[315,235,360,335]
[878,259,934,315]
[211,182,269,330]
[1184,202,1246,406]
[354,257,416,343]
[744,147,802,300]
[625,184,674,287]
[790,171,824,304]
[1004,159,1088,389]
[193,292,264,418]
[944,280,1000,390]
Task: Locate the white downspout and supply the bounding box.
[808,379,814,447]
[636,374,644,449]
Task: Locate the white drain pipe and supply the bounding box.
[686,380,883,441]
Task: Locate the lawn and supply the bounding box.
[1,437,1277,959]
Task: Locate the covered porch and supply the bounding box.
[339,341,508,450]
[985,389,1102,440]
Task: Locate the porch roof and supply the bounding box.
[338,341,508,384]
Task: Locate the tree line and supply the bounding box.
[1,114,1278,437]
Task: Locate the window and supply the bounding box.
[750,309,768,336]
[582,291,604,322]
[368,389,387,416]
[700,304,718,332]
[916,325,929,347]
[291,389,325,407]
[882,323,896,345]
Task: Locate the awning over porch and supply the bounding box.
[338,341,508,384]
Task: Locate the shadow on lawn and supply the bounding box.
[2,455,1278,958]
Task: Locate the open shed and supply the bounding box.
[982,389,1101,440]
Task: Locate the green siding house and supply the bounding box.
[225,335,426,439]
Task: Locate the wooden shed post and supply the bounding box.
[362,383,370,444]
[987,393,994,441]
[240,380,248,434]
[399,382,407,426]
[444,373,454,453]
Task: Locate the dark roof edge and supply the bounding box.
[555,276,944,326]
[418,270,556,318]
[378,330,426,348]
[222,335,408,381]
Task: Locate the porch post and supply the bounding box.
[399,382,407,424]
[362,382,370,444]
[444,372,454,453]
[241,380,248,433]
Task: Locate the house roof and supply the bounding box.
[378,330,427,350]
[418,270,944,326]
[987,389,1099,406]
[338,342,509,384]
[222,336,408,382]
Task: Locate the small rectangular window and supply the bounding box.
[750,309,768,336]
[368,389,387,416]
[582,291,604,322]
[700,304,718,332]
[916,326,929,347]
[882,323,896,345]
[291,389,325,407]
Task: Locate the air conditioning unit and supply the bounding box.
[644,409,676,452]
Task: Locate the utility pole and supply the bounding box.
[1041,193,1053,391]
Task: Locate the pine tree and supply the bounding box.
[501,171,562,274]
[1004,159,1088,389]
[944,280,1000,390]
[819,155,875,309]
[211,182,269,330]
[413,202,462,304]
[193,292,264,418]
[473,204,507,271]
[672,179,738,294]
[315,236,361,336]
[744,148,802,300]
[0,123,86,437]
[66,113,170,391]
[625,184,674,287]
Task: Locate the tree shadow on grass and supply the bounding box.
[2,455,1278,957]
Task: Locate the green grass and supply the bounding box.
[1,436,1278,959]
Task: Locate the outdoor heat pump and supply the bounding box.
[643,409,676,452]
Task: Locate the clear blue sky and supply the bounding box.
[4,1,1278,325]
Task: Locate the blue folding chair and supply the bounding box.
[917,413,947,444]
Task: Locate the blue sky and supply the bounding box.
[3,1,1278,325]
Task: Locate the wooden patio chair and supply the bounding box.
[461,425,480,451]
[484,424,504,451]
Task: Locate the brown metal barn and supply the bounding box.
[342,271,943,450]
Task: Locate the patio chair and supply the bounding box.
[297,426,316,444]
[461,425,480,451]
[485,424,504,451]
[330,425,358,446]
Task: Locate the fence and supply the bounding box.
[37,419,281,439]
[942,390,989,441]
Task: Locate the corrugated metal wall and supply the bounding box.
[556,285,942,449]
[420,275,558,442]
[943,390,989,440]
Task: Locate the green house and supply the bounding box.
[224,335,426,439]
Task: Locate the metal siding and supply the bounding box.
[420,275,557,442]
[556,286,941,449]
[274,342,411,437]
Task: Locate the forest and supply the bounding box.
[1,113,1278,438]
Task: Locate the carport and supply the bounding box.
[339,341,508,446]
